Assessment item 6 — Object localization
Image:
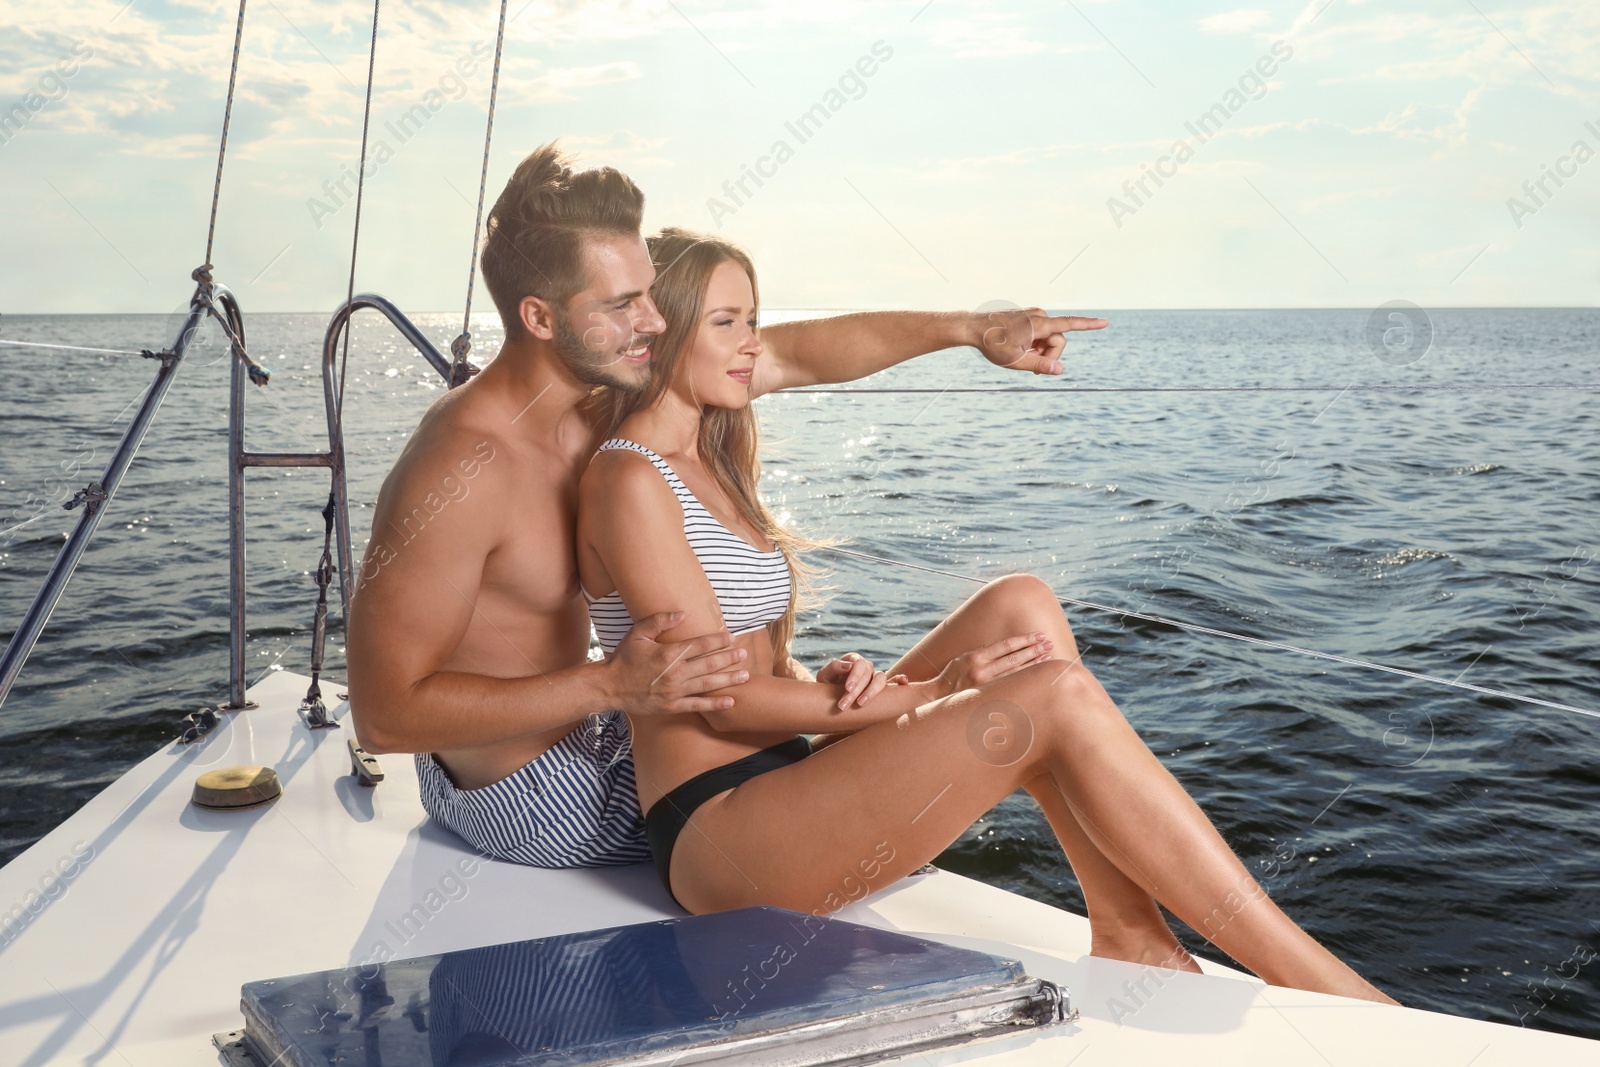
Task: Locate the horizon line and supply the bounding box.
[5,304,1599,317]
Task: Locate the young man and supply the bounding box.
[346,142,1104,867]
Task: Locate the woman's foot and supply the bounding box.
[1260,953,1401,1011]
[1328,977,1401,1005]
[1090,927,1203,974]
[1093,928,1401,1005]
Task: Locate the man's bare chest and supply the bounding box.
[480,479,583,615]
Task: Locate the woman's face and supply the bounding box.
[673,258,759,411]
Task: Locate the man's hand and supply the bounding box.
[974,307,1107,377]
[604,611,750,715]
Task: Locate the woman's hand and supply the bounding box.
[933,632,1054,696]
[817,652,910,711]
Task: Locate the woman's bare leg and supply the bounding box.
[671,615,1395,1002]
[1022,775,1196,971]
[882,574,1195,970]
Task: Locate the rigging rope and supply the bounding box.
[300,494,339,726]
[449,0,510,389]
[197,0,249,288]
[201,302,269,383]
[816,544,1600,723]
[300,0,382,731]
[334,0,382,442]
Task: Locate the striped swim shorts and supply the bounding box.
[414,710,652,868]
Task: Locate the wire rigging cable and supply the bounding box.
[0,336,1594,396]
[0,340,148,356]
[450,0,510,389]
[816,544,1600,723]
[0,512,53,541]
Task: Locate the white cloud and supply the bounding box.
[919,3,1099,59]
[923,11,1051,59]
[1287,3,1598,97]
[1198,9,1273,36]
[4,0,1598,311]
[563,129,674,167]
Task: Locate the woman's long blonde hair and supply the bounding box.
[585,226,829,665]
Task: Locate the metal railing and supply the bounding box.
[0,290,451,714]
[223,293,451,709]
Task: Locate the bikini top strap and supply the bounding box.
[596,438,692,512]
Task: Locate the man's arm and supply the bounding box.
[346,430,744,755]
[751,308,1108,395]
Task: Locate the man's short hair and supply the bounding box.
[480,142,646,338]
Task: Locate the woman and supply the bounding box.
[575,227,1396,1003]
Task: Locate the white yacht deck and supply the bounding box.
[0,669,1592,1066]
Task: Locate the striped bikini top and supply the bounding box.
[581,438,792,655]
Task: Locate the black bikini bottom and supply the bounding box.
[643,736,814,908]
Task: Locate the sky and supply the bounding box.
[0,0,1596,315]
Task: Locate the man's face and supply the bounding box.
[549,233,667,391]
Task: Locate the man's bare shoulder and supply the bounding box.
[398,386,507,471]
[366,390,517,554]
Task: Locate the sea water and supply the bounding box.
[1,307,1596,1037]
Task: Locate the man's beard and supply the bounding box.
[553,308,652,394]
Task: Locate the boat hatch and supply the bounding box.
[215,905,1072,1066]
